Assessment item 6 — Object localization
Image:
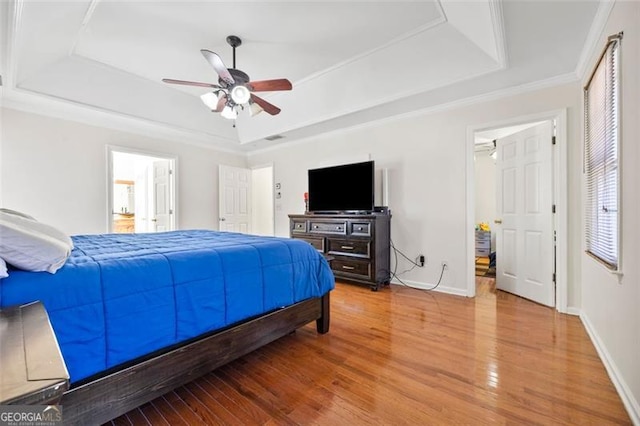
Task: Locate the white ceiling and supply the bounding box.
[1,1,602,153]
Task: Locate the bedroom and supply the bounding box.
[0,0,638,424]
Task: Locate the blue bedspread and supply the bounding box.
[0,230,334,383]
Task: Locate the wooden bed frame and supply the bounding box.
[60,292,330,425]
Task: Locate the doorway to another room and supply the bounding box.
[472,118,561,308]
[109,149,176,234]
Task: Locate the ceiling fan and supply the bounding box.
[162,35,292,119]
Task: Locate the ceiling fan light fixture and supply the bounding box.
[230,85,251,104]
[249,101,263,117]
[200,91,220,110]
[221,104,238,120]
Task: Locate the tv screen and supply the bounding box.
[308,161,374,213]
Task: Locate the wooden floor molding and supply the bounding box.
[107,280,631,425]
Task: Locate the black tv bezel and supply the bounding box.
[307,160,375,214]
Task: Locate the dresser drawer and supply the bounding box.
[309,221,347,235]
[291,220,307,233]
[293,235,324,252]
[331,258,372,281]
[350,222,371,237]
[475,230,491,242]
[475,247,491,257]
[327,239,371,258]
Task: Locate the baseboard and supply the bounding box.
[580,312,640,425]
[565,306,581,316]
[389,279,467,297]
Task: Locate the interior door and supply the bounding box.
[219,165,251,233]
[152,160,173,232]
[495,121,554,306]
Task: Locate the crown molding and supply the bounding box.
[488,0,508,69]
[2,87,245,155]
[248,71,578,157]
[575,0,616,80]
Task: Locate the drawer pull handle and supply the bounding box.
[341,246,354,250]
[342,265,355,270]
[313,225,318,229]
[357,227,363,231]
[337,226,342,230]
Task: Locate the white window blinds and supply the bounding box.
[584,33,622,270]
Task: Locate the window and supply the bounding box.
[584,33,622,270]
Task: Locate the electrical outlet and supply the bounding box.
[441,261,448,269]
[419,255,425,267]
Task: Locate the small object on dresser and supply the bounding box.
[304,192,309,214]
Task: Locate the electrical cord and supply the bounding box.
[387,240,446,292]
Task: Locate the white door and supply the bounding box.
[152,160,173,232]
[219,165,251,233]
[495,121,554,306]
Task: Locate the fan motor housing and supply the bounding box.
[221,68,250,86]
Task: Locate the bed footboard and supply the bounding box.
[61,293,330,425]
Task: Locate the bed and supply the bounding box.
[0,229,334,424]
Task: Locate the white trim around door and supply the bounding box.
[465,109,569,313]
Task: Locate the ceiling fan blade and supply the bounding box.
[250,94,281,115]
[247,79,292,92]
[162,78,221,89]
[214,94,228,113]
[200,49,235,86]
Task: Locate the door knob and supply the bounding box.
[151,219,157,222]
[220,218,226,221]
[494,219,503,224]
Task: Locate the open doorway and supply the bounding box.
[218,164,275,236]
[467,109,569,312]
[109,148,176,233]
[473,121,547,293]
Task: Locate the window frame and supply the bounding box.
[583,32,623,271]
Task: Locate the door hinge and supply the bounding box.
[169,169,173,175]
[553,273,556,283]
[552,204,556,213]
[169,209,173,215]
[552,136,556,145]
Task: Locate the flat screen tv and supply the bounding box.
[308,161,374,213]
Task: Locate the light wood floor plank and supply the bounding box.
[108,280,631,425]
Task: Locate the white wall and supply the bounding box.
[248,83,581,298]
[0,107,246,235]
[579,1,640,423]
[474,150,496,250]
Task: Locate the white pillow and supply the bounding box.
[0,212,73,274]
[0,257,8,279]
[0,208,36,220]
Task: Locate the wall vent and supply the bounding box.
[265,134,284,141]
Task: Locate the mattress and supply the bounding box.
[0,230,334,383]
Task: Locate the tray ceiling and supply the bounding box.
[1,1,600,152]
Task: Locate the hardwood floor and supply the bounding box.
[107,280,631,425]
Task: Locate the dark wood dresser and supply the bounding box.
[289,213,391,290]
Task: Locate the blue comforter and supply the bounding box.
[0,230,334,383]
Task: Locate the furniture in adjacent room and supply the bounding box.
[289,213,391,291]
[113,213,135,233]
[475,230,491,257]
[0,302,69,405]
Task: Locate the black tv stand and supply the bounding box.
[289,213,391,291]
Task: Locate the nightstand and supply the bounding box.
[0,302,69,405]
